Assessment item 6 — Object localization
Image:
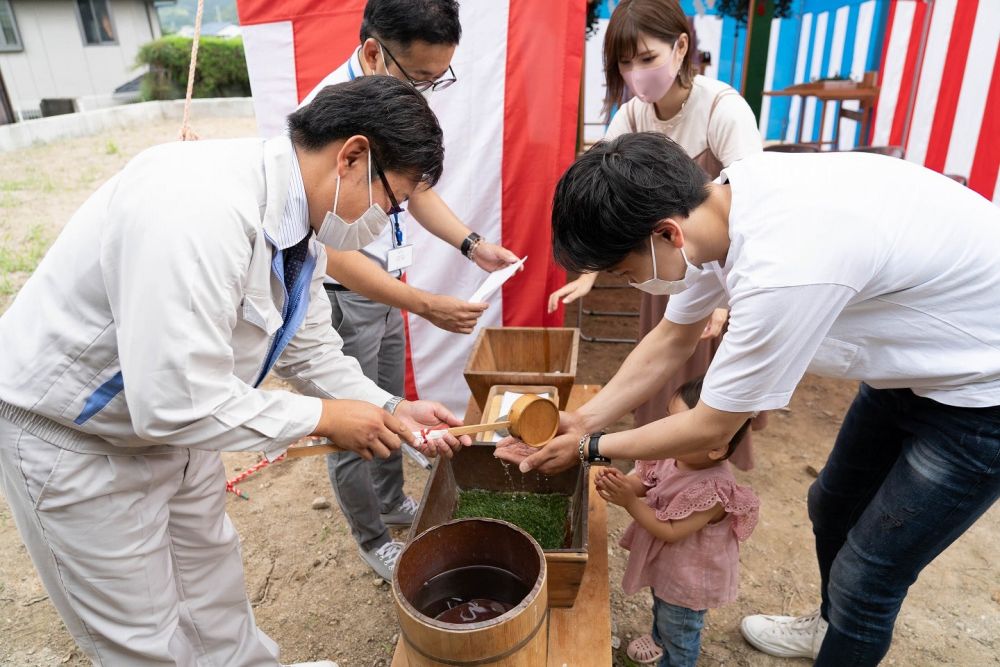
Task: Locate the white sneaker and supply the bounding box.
[360,539,404,581]
[380,496,419,526]
[287,662,339,667]
[740,609,829,658]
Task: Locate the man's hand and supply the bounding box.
[595,467,638,509]
[472,242,519,273]
[493,410,586,474]
[418,294,488,334]
[395,400,470,458]
[312,399,414,460]
[547,273,598,313]
[701,308,729,339]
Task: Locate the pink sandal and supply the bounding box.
[626,634,663,664]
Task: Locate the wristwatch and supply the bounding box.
[382,396,404,414]
[578,432,611,465]
[460,232,483,260]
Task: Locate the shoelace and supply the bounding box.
[777,611,821,635]
[375,541,403,569]
[399,497,418,515]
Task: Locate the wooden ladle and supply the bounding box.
[284,394,559,458]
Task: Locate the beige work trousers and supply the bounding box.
[0,415,281,666]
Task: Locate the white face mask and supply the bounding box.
[629,235,702,295]
[315,150,391,251]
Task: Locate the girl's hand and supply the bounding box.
[547,273,598,313]
[595,466,626,486]
[596,468,638,509]
[623,471,648,497]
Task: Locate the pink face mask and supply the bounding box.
[621,48,679,104]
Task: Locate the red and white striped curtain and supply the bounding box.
[872,0,999,203]
[236,0,583,414]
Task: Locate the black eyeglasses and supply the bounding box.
[370,153,405,216]
[378,40,457,93]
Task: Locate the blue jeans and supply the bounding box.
[651,596,705,667]
[808,384,1000,666]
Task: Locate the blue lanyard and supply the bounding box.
[391,213,403,247]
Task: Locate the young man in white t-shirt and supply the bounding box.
[497,132,1000,665]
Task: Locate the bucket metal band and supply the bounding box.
[400,608,549,666]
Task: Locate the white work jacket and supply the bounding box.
[0,136,391,457]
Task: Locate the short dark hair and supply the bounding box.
[674,375,751,461]
[288,76,444,187]
[360,0,461,47]
[551,132,710,273]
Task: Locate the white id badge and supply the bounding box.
[386,244,414,272]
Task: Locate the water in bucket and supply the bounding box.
[411,565,530,624]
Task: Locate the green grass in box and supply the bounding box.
[454,490,569,550]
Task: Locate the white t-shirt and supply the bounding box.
[300,47,405,282]
[666,151,1000,410]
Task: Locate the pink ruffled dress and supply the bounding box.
[619,459,759,610]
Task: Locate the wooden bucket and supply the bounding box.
[393,519,548,666]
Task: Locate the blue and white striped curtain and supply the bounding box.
[585,0,889,147]
[684,0,889,146]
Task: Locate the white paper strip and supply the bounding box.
[468,256,527,304]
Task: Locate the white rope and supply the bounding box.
[178,0,205,141]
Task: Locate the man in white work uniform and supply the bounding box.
[0,76,468,666]
[296,0,518,580]
[497,132,1000,665]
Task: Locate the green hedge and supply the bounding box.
[135,36,251,101]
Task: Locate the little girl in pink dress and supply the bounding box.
[596,376,759,667]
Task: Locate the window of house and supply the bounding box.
[0,0,22,52]
[77,0,116,45]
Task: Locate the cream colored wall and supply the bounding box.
[0,0,158,118]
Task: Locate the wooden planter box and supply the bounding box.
[464,327,580,411]
[408,443,589,608]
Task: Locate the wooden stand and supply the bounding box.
[392,385,611,667]
[464,328,580,410]
[764,74,880,149]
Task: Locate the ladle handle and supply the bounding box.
[444,419,512,437]
[284,442,343,458]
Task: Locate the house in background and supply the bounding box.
[0,0,171,123]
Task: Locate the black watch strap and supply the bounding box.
[460,232,482,258]
[587,432,611,464]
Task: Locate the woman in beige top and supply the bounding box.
[549,0,763,468]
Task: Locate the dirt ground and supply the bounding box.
[0,119,998,666]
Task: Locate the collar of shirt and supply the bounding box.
[273,151,311,250]
[347,45,363,81]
